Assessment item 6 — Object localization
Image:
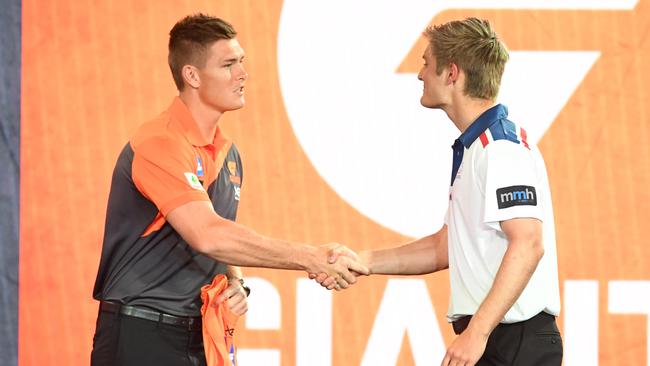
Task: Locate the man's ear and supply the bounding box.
[181,65,200,89]
[447,63,459,85]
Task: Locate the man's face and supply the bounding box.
[196,38,247,113]
[417,45,449,109]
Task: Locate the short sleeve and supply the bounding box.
[482,141,543,231]
[132,136,210,216]
[443,206,450,225]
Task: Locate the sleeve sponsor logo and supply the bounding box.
[184,172,205,191]
[496,185,537,209]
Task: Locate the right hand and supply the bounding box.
[308,244,370,290]
[306,243,369,290]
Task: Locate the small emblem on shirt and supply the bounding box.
[496,185,537,209]
[227,160,241,185]
[196,156,204,177]
[227,161,237,175]
[184,172,204,191]
[229,343,236,365]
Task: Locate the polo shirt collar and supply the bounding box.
[168,97,218,147]
[457,104,508,148]
[450,103,508,186]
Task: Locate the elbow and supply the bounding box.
[189,216,231,256]
[189,223,232,261]
[188,237,213,256]
[186,225,222,256]
[510,236,544,264]
[531,238,544,262]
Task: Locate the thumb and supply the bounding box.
[328,251,341,264]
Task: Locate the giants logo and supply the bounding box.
[277,0,636,238]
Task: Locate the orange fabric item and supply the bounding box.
[201,275,240,366]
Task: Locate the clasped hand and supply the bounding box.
[308,243,368,290]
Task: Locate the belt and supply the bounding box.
[452,315,472,335]
[100,301,202,331]
[452,311,555,335]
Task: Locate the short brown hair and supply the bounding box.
[425,17,508,100]
[168,14,237,91]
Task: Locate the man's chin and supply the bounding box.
[419,98,435,109]
[227,100,245,112]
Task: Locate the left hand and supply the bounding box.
[440,327,488,366]
[215,279,249,316]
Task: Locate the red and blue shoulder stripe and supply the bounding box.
[478,119,530,149]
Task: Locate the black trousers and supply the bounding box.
[91,308,207,366]
[453,312,563,365]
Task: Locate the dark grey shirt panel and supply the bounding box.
[93,143,241,317]
[0,0,20,364]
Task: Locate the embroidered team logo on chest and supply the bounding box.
[227,161,241,185]
[227,160,241,201]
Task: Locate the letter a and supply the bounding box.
[360,279,446,366]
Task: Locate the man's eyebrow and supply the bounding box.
[222,54,245,63]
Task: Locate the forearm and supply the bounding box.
[201,218,316,271]
[166,201,367,281]
[362,227,448,275]
[467,238,543,337]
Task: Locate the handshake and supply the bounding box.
[306,243,370,291]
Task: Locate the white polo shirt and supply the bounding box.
[445,104,560,324]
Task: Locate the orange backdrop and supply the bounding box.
[20,1,650,365]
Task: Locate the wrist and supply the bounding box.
[299,245,319,273]
[466,315,494,339]
[358,250,373,275]
[229,277,251,297]
[226,266,243,282]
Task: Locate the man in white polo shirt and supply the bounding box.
[314,17,562,365]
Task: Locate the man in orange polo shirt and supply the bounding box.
[91,14,368,366]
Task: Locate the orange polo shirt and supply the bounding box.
[93,97,244,316]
